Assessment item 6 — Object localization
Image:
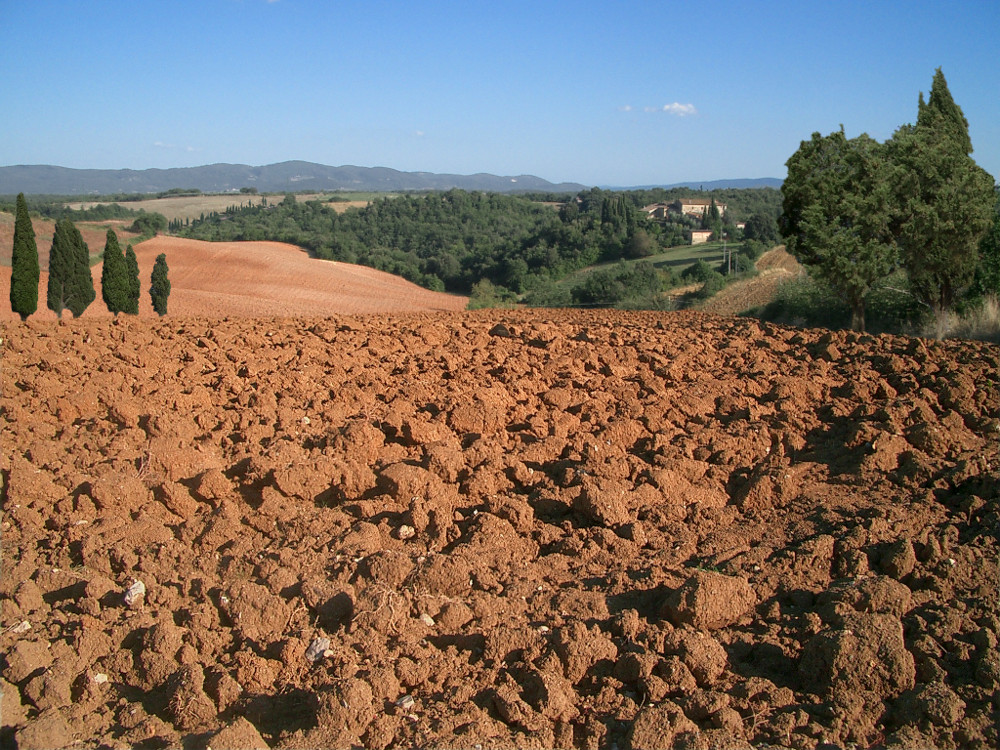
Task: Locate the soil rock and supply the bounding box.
[662,570,757,630]
[800,612,915,699]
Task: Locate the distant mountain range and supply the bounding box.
[0,161,587,196]
[0,160,781,196]
[620,178,783,190]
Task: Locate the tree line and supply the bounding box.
[781,69,998,332]
[8,193,171,320]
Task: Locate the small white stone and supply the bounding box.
[418,613,435,626]
[396,524,416,540]
[123,580,146,609]
[395,695,416,710]
[93,673,109,684]
[305,637,331,663]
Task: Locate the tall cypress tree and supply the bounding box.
[10,193,40,321]
[149,253,171,316]
[124,244,141,314]
[889,69,995,312]
[68,222,96,317]
[47,219,95,318]
[919,68,973,153]
[47,220,75,318]
[100,229,130,315]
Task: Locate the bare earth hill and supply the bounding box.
[0,236,467,320]
[2,309,997,749]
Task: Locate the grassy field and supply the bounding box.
[554,240,733,288]
[64,193,379,223]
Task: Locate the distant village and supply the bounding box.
[642,198,745,244]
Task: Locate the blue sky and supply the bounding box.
[3,0,998,187]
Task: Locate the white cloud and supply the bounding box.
[660,102,697,116]
[633,103,697,116]
[415,130,425,137]
[619,105,633,112]
[154,141,198,152]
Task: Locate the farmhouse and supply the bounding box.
[690,229,714,245]
[642,202,672,219]
[671,198,727,219]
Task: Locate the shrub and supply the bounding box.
[467,279,516,310]
[129,212,168,237]
[571,261,665,307]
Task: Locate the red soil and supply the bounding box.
[1,236,467,320]
[2,309,997,749]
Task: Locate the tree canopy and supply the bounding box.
[889,69,996,312]
[781,69,996,329]
[781,129,897,332]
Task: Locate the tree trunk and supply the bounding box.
[850,299,867,333]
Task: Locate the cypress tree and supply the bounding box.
[889,69,995,312]
[68,222,96,317]
[919,68,973,153]
[100,229,130,315]
[10,193,40,321]
[48,219,96,318]
[124,244,140,314]
[47,220,75,318]
[149,253,171,316]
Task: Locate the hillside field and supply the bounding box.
[63,195,374,223]
[0,235,466,320]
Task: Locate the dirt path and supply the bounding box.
[2,310,997,749]
[699,246,802,317]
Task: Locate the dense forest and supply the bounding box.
[173,187,782,296]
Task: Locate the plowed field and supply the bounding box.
[0,236,466,320]
[2,310,998,749]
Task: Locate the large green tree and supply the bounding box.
[743,211,781,246]
[47,219,95,318]
[10,193,40,320]
[100,229,130,315]
[149,253,171,316]
[124,244,141,314]
[970,196,1000,299]
[889,68,996,312]
[781,129,897,332]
